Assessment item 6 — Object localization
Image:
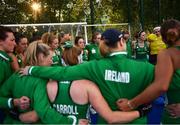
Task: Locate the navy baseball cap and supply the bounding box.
[102,29,123,44]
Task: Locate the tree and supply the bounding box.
[0,0,179,34]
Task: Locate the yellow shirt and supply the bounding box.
[147,34,167,55]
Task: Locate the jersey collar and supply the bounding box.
[0,50,12,62]
[109,51,127,57]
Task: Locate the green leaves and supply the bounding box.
[0,0,180,31]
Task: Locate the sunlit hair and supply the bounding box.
[122,30,130,41]
[99,40,111,57]
[41,32,58,45]
[161,19,180,46]
[24,40,50,66]
[91,32,101,43]
[62,46,81,66]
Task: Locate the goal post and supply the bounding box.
[82,23,131,44]
[2,22,87,43]
[2,22,130,44]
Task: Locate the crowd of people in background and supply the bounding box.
[0,19,179,124]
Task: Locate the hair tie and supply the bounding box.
[63,41,73,48]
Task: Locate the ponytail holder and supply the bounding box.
[63,41,73,48]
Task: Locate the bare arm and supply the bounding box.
[69,80,139,124]
[19,110,39,123]
[86,81,140,123]
[128,50,173,109]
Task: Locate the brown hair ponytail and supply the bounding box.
[99,40,110,57]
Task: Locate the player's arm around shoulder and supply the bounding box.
[154,49,173,91]
[71,80,140,124]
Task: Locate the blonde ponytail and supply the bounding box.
[24,41,50,66]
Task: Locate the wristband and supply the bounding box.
[9,109,20,121]
[137,104,152,117]
[137,108,143,117]
[8,98,13,109]
[127,101,134,110]
[28,66,34,75]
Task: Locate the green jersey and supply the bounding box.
[0,50,13,87]
[52,50,62,66]
[28,51,154,124]
[0,73,73,124]
[52,81,89,124]
[82,49,88,62]
[57,46,63,55]
[13,52,23,68]
[162,46,180,124]
[135,41,149,62]
[85,43,102,61]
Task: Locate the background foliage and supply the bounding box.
[0,0,180,35]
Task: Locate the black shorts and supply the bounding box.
[149,54,157,65]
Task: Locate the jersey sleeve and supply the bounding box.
[33,81,73,124]
[85,44,90,50]
[29,62,93,81]
[0,74,15,109]
[0,61,5,86]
